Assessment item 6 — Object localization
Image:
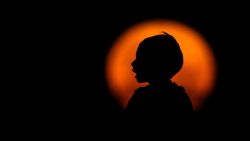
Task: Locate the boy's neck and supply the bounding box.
[149,79,172,86]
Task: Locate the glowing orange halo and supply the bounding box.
[106,19,217,111]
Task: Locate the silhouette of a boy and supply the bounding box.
[126,33,193,120]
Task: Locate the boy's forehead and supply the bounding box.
[136,44,157,58]
[136,44,149,54]
[137,41,154,51]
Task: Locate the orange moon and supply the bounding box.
[106,20,217,111]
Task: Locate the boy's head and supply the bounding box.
[132,33,183,83]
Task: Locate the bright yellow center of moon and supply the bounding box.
[106,20,217,111]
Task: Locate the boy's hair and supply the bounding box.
[138,32,183,78]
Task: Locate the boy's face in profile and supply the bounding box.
[132,44,159,83]
[131,47,148,83]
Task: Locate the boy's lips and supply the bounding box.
[132,68,136,73]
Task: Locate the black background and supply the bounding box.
[5,2,250,135]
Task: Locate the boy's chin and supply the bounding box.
[135,75,147,83]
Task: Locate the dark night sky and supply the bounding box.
[6,2,250,134]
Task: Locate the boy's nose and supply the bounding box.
[131,60,135,67]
